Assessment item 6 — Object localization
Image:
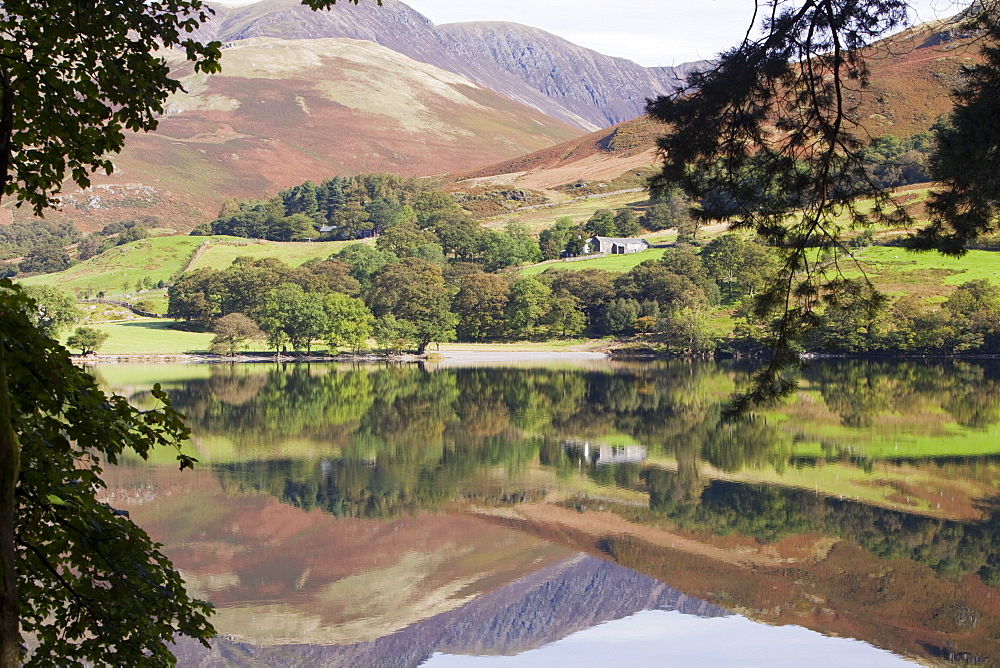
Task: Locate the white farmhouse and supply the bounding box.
[586,236,649,255]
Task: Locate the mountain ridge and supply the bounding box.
[197,0,706,130]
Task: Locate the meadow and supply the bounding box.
[21,234,350,298]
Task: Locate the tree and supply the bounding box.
[257,283,328,353]
[433,212,483,261]
[21,285,79,338]
[481,230,542,272]
[584,209,618,237]
[659,305,716,354]
[324,292,375,352]
[453,274,510,341]
[1,281,213,666]
[376,222,437,257]
[642,188,694,233]
[545,269,615,329]
[65,326,110,355]
[601,298,641,336]
[0,0,222,216]
[17,240,73,274]
[538,216,579,260]
[614,208,643,237]
[220,257,293,317]
[614,261,706,313]
[645,0,968,408]
[541,292,586,338]
[505,277,553,339]
[659,245,720,305]
[368,259,456,354]
[269,213,317,242]
[334,243,398,289]
[373,314,413,355]
[209,313,263,356]
[912,13,1000,255]
[167,268,224,327]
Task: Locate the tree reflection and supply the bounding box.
[152,360,1000,583]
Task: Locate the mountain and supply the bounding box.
[444,14,985,203]
[437,21,703,128]
[35,36,582,233]
[7,4,978,235]
[171,554,728,666]
[448,116,664,191]
[195,0,706,130]
[26,0,708,233]
[194,0,599,131]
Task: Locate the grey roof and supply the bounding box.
[591,236,649,245]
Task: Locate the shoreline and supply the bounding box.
[73,348,1000,365]
[74,349,612,365]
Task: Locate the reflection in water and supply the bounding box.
[93,360,1000,665]
[171,554,727,666]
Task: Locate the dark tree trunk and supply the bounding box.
[0,68,21,668]
[0,346,20,668]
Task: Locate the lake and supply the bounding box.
[91,359,1000,666]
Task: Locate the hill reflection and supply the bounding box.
[94,359,1000,664]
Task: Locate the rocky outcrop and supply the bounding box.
[437,22,705,127]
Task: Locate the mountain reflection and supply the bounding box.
[94,359,1000,665]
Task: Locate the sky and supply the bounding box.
[400,0,968,66]
[423,610,913,668]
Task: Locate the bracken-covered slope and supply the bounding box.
[193,0,706,130]
[445,13,984,198]
[193,0,599,131]
[34,37,582,233]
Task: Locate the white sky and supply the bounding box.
[400,0,967,66]
[423,610,914,668]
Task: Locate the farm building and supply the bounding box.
[586,236,649,254]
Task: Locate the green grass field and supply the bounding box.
[189,237,357,271]
[520,247,668,276]
[857,246,1000,295]
[19,235,205,297]
[19,235,356,298]
[61,319,219,354]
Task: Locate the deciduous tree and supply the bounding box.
[1,282,213,666]
[21,285,79,338]
[258,283,328,353]
[368,259,456,354]
[453,274,510,341]
[209,313,263,356]
[65,326,110,355]
[324,292,375,352]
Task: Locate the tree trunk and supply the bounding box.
[0,345,21,668]
[416,339,429,355]
[0,67,21,668]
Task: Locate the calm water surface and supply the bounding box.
[93,359,1000,666]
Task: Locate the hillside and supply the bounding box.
[19,37,582,233]
[1,6,982,237]
[444,13,983,206]
[194,0,705,130]
[447,116,665,192]
[435,21,702,128]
